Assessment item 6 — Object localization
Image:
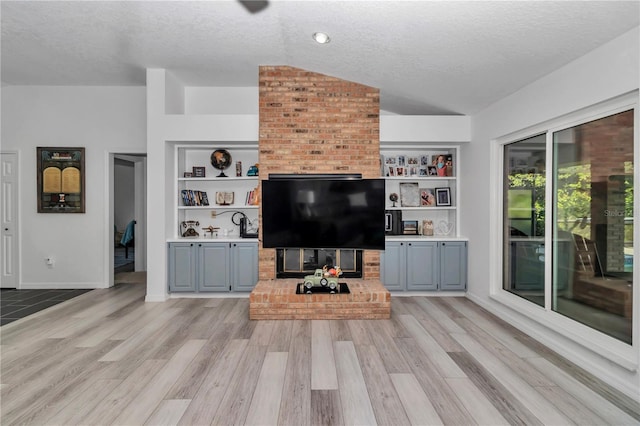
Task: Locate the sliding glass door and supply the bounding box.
[552,110,633,344]
[502,109,634,344]
[503,135,546,306]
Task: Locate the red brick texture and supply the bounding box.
[258,66,381,281]
[249,279,391,320]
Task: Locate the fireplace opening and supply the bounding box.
[276,248,363,279]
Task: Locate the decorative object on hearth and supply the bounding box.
[210,149,232,177]
[389,192,398,207]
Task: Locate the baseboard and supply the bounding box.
[19,282,108,290]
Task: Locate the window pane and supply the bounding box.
[553,110,633,344]
[503,134,546,306]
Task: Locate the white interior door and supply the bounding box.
[1,152,19,288]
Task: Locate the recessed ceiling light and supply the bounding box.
[312,32,331,44]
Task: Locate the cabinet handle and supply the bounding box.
[408,243,412,246]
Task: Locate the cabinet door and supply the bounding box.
[231,242,258,292]
[406,241,438,291]
[381,241,405,291]
[168,243,196,292]
[439,241,467,291]
[199,243,229,292]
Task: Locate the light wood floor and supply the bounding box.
[1,274,639,426]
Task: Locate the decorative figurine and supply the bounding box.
[302,266,343,294]
[202,225,219,238]
[247,163,259,177]
[181,220,200,237]
[389,192,399,207]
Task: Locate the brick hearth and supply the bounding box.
[249,279,390,320]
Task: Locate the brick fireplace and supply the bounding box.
[251,66,390,320]
[257,66,381,280]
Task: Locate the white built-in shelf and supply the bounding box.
[178,205,258,210]
[386,206,456,211]
[178,177,259,182]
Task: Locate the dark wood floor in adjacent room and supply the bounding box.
[1,272,638,425]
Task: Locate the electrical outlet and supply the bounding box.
[45,257,54,267]
[210,210,216,218]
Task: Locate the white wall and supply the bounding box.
[464,27,639,398]
[1,86,146,288]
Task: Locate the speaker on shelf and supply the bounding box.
[384,210,402,235]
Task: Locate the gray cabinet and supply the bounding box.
[230,242,259,292]
[381,239,466,291]
[168,241,258,293]
[406,241,439,291]
[168,242,197,292]
[380,241,405,291]
[438,241,467,291]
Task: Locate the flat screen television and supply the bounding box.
[262,177,385,250]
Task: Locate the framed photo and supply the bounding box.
[420,188,436,206]
[402,220,419,235]
[388,166,396,177]
[431,154,454,176]
[427,165,438,176]
[192,166,206,177]
[435,187,451,206]
[37,147,85,213]
[399,182,420,207]
[183,172,193,178]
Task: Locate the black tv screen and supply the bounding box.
[262,178,385,250]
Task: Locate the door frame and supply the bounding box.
[0,151,20,288]
[105,150,147,287]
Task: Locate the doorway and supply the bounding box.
[110,153,146,286]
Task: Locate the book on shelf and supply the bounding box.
[245,186,260,206]
[181,190,209,206]
[215,191,234,205]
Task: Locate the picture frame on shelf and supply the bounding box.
[402,220,419,235]
[419,168,428,176]
[431,154,453,177]
[183,172,193,178]
[388,166,396,177]
[407,156,419,166]
[397,155,406,166]
[420,155,430,166]
[420,188,436,206]
[192,166,206,177]
[427,165,438,176]
[399,182,420,207]
[435,187,451,206]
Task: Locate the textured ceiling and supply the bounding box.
[2,1,638,115]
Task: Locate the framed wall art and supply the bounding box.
[37,147,85,213]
